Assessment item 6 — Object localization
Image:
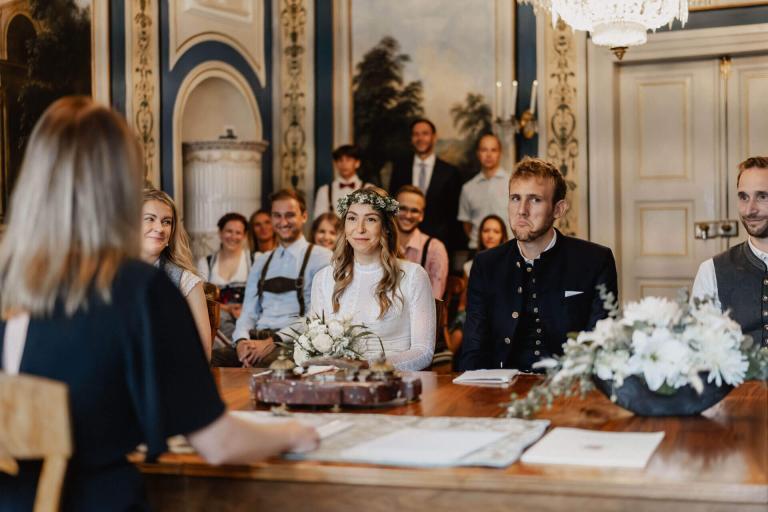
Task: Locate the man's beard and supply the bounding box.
[511,218,555,243]
[741,216,768,238]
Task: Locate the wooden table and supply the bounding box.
[137,369,768,511]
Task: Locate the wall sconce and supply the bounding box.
[493,80,538,140]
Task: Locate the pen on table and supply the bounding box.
[251,370,272,378]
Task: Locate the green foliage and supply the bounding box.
[353,36,424,184]
[450,92,493,174]
[18,0,91,151]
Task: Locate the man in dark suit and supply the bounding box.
[389,118,465,251]
[457,158,618,372]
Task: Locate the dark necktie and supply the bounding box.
[339,182,356,189]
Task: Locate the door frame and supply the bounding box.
[587,23,768,268]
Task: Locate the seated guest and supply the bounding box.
[692,156,768,347]
[311,212,341,250]
[0,97,318,511]
[313,144,368,219]
[216,189,332,367]
[463,214,509,278]
[248,208,277,255]
[395,185,449,299]
[142,187,212,360]
[388,118,465,251]
[458,134,510,250]
[450,214,510,353]
[458,158,617,372]
[197,212,253,339]
[310,187,436,371]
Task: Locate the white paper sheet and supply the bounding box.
[339,428,509,467]
[521,427,665,468]
[229,411,353,440]
[453,369,519,384]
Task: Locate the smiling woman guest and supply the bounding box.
[309,187,436,371]
[142,188,212,359]
[198,213,252,338]
[463,214,509,278]
[248,208,277,255]
[311,212,341,250]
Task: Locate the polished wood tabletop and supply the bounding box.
[137,368,768,512]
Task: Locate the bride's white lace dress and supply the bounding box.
[309,259,436,371]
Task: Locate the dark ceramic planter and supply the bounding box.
[593,374,734,416]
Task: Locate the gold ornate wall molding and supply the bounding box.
[273,0,314,201]
[538,15,589,239]
[125,0,161,186]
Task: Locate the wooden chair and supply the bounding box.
[443,275,467,354]
[203,282,221,335]
[0,373,71,512]
[430,299,453,371]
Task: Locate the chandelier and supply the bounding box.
[520,0,689,58]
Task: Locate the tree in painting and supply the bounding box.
[450,92,493,179]
[353,36,424,185]
[19,0,91,150]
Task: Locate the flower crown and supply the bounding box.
[336,189,400,217]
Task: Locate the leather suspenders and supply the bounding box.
[420,237,433,268]
[257,244,315,316]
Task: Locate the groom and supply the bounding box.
[457,158,618,372]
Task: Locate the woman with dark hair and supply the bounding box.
[0,97,317,511]
[248,208,277,255]
[463,214,509,278]
[308,187,435,370]
[310,212,341,250]
[197,213,252,337]
[142,187,211,359]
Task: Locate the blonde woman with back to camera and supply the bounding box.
[141,187,212,359]
[308,187,436,370]
[0,96,318,511]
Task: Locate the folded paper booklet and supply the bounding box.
[453,369,519,385]
[521,427,665,469]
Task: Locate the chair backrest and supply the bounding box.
[203,282,221,334]
[0,373,71,512]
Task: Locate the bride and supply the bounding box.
[309,187,436,370]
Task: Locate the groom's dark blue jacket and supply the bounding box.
[457,230,618,370]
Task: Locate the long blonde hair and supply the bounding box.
[0,96,143,317]
[142,187,199,277]
[332,186,402,318]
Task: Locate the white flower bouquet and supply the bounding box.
[507,287,768,418]
[282,312,384,366]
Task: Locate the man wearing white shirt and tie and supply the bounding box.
[313,145,368,219]
[692,156,768,347]
[389,118,465,251]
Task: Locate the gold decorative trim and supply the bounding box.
[544,19,579,236]
[278,0,308,189]
[126,0,161,186]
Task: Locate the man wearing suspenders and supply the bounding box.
[313,145,368,220]
[395,185,449,300]
[212,189,332,367]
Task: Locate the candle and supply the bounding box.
[495,81,502,119]
[530,79,538,115]
[510,80,518,117]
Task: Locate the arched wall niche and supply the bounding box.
[173,61,267,257]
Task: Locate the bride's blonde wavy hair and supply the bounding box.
[332,186,402,318]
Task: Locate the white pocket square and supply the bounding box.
[564,291,584,298]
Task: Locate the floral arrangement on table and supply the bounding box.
[282,312,384,366]
[507,286,768,418]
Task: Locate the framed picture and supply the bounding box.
[333,0,516,185]
[0,0,109,220]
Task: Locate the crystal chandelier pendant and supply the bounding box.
[520,0,689,58]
